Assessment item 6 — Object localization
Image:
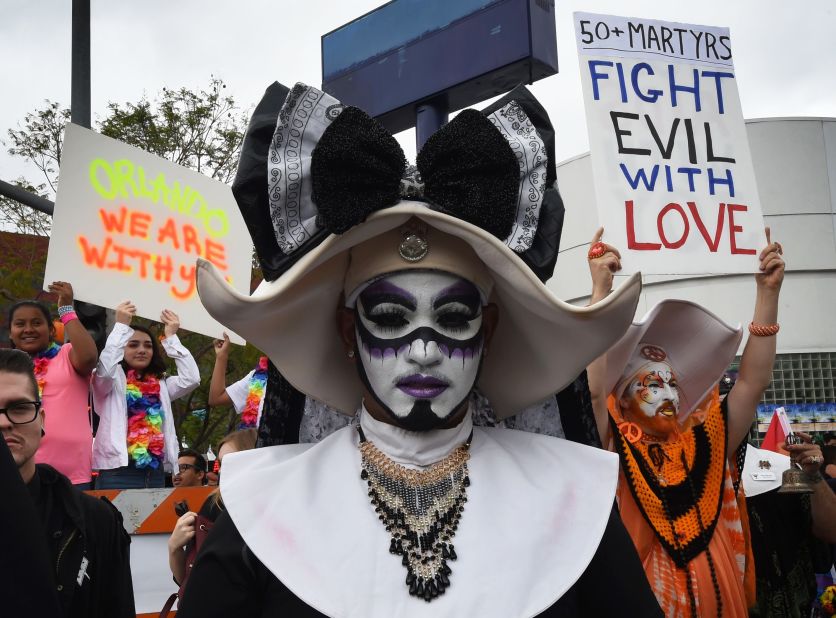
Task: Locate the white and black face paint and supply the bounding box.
[354,271,484,432]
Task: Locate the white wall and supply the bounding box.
[547,118,836,354]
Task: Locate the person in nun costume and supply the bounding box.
[179,82,663,618]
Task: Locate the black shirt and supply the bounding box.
[26,464,135,618]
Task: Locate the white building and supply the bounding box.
[549,117,836,426]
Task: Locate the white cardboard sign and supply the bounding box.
[574,13,767,274]
[44,123,249,344]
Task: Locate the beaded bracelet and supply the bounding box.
[748,322,779,337]
[60,311,79,325]
[57,304,75,317]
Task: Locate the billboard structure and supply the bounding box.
[322,0,558,136]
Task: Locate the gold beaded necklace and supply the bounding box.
[358,426,472,603]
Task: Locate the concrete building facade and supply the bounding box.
[549,117,836,428]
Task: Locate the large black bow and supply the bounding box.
[311,106,519,240]
[232,83,565,283]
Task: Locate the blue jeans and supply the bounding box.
[96,463,165,489]
[73,481,93,491]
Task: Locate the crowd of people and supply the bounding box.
[3,81,836,618]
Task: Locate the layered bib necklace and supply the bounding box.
[33,342,61,396]
[358,425,472,603]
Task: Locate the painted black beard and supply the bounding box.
[354,343,477,432]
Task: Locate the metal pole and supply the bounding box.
[69,0,109,353]
[0,180,54,215]
[71,0,91,128]
[415,95,448,151]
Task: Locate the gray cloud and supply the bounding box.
[2,0,834,188]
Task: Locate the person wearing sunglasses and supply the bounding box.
[0,348,135,618]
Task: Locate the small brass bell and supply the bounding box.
[777,465,815,494]
[777,433,815,494]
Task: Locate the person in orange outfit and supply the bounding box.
[587,227,785,618]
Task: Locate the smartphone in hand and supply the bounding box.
[174,500,190,517]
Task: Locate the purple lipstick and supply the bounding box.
[396,374,449,399]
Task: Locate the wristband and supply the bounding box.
[57,305,75,317]
[59,311,78,325]
[748,322,779,337]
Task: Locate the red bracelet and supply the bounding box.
[749,322,779,337]
[59,311,78,325]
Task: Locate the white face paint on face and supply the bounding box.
[619,361,681,438]
[354,271,484,431]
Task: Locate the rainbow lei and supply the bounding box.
[125,370,165,469]
[33,342,61,397]
[820,585,836,616]
[240,356,268,429]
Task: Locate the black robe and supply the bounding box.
[179,502,662,617]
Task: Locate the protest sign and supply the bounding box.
[44,123,249,343]
[574,13,767,274]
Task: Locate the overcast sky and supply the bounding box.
[1,0,834,194]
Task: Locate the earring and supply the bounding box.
[347,350,355,359]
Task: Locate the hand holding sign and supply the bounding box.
[47,281,75,306]
[213,332,231,359]
[115,300,136,325]
[588,227,622,303]
[756,227,785,292]
[160,309,181,338]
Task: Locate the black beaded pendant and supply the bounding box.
[358,428,472,602]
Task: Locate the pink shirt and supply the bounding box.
[34,344,93,484]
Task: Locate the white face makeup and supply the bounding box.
[619,360,681,437]
[354,271,484,431]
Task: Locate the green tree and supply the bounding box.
[2,78,260,453]
[99,77,246,184]
[6,100,69,197]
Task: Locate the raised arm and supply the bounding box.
[585,227,622,447]
[208,333,234,408]
[159,309,200,400]
[726,228,785,449]
[92,301,135,398]
[49,281,98,375]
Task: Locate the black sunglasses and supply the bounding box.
[177,463,204,474]
[0,400,41,425]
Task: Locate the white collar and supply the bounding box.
[358,403,473,468]
[221,427,619,618]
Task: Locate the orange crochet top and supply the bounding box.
[610,391,751,617]
[611,391,727,566]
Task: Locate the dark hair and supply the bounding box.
[824,432,836,444]
[7,301,55,348]
[178,447,207,472]
[119,324,167,377]
[0,349,39,400]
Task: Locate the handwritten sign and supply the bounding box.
[44,124,249,343]
[574,13,766,274]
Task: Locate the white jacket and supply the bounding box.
[92,322,200,472]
